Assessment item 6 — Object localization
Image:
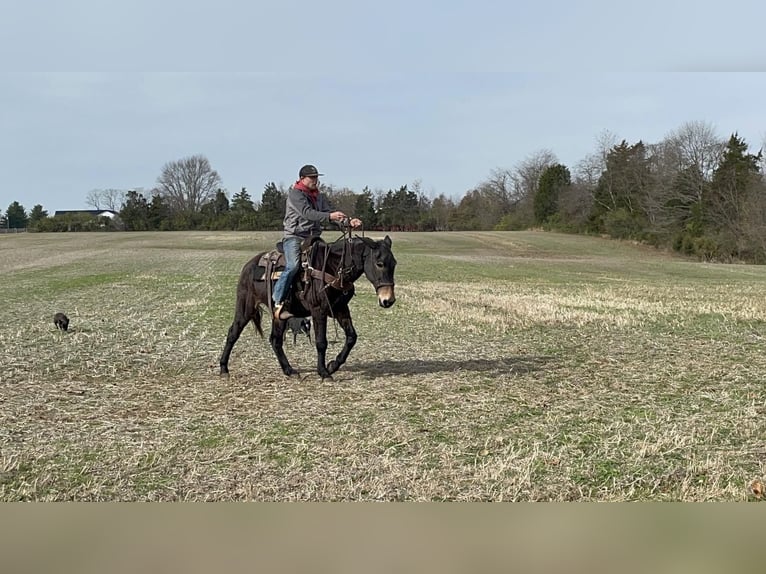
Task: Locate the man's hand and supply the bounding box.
[329,211,347,222]
[349,218,362,229]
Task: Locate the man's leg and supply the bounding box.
[272,236,302,320]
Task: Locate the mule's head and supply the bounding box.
[360,235,396,308]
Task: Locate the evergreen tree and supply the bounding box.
[28,204,49,228]
[377,185,419,230]
[148,194,171,230]
[230,187,257,230]
[258,182,285,230]
[534,164,571,224]
[200,189,231,229]
[6,201,28,229]
[120,190,150,231]
[589,140,651,237]
[231,187,255,212]
[354,187,377,229]
[706,134,761,229]
[211,189,230,215]
[705,133,762,257]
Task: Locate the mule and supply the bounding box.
[219,234,396,379]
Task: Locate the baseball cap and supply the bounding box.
[299,164,324,178]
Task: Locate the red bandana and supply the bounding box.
[294,180,318,205]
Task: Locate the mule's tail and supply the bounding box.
[238,289,264,338]
[252,304,264,338]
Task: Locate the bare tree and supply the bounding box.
[86,189,102,210]
[666,121,724,184]
[430,193,455,231]
[156,155,223,214]
[484,168,516,207]
[557,180,593,229]
[642,122,725,234]
[101,189,125,211]
[504,149,558,225]
[86,189,130,211]
[574,130,618,188]
[510,149,558,204]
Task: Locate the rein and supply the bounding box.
[309,220,360,339]
[307,220,359,291]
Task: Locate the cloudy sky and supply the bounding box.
[2,0,765,214]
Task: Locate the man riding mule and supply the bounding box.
[218,164,396,379]
[272,164,361,321]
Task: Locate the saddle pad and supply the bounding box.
[251,250,285,282]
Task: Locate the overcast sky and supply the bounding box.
[2,1,765,214]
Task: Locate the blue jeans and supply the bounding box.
[272,236,302,304]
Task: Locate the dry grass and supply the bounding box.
[1,230,765,501]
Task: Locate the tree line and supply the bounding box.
[4,122,765,262]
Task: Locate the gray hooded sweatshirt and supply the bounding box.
[282,185,336,239]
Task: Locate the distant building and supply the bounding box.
[53,209,118,219]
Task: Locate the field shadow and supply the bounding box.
[346,355,554,379]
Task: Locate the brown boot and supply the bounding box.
[273,302,293,321]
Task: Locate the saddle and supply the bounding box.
[254,236,356,312]
[253,250,286,282]
[252,236,324,282]
[253,235,331,308]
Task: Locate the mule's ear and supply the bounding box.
[383,235,392,247]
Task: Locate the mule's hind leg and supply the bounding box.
[326,304,357,376]
[219,310,254,377]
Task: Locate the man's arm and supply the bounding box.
[288,189,330,223]
[316,193,347,224]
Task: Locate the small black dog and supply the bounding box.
[53,312,69,331]
[285,317,311,345]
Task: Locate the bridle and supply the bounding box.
[308,221,394,296]
[336,220,395,292]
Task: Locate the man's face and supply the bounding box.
[301,175,319,190]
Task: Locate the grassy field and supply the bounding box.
[1,230,765,501]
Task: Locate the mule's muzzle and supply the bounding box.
[377,285,396,308]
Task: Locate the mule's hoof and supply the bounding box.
[327,360,340,375]
[220,369,230,378]
[284,367,300,378]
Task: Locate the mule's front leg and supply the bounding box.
[326,305,357,375]
[311,313,332,379]
[269,321,298,377]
